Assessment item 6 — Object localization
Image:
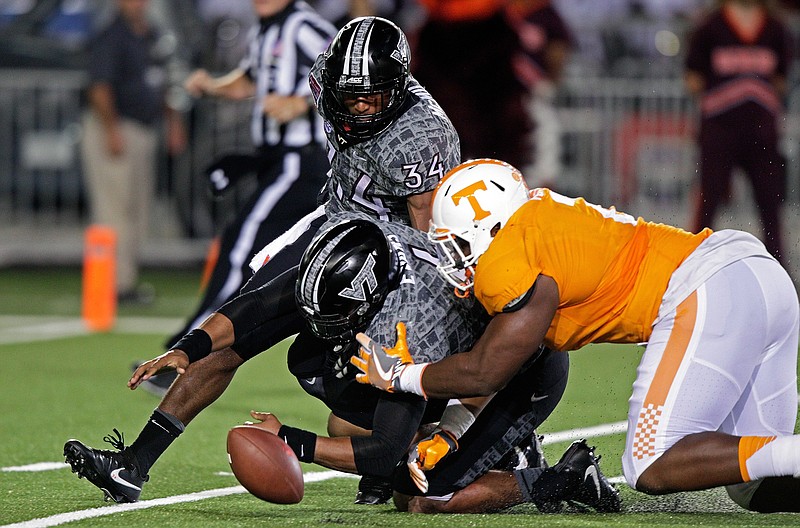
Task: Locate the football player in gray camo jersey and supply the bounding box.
[312,60,457,227]
[63,16,461,506]
[242,215,617,513]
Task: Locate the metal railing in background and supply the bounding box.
[0,68,253,242]
[0,69,86,227]
[554,76,800,211]
[554,76,699,206]
[1,67,798,267]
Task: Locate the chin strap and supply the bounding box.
[454,287,470,299]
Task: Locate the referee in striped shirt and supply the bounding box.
[163,0,337,368]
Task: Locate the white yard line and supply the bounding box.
[5,417,791,528]
[0,316,183,345]
[2,421,629,527]
[2,462,69,472]
[0,317,87,345]
[1,471,357,528]
[1,316,796,525]
[541,421,628,445]
[2,423,631,474]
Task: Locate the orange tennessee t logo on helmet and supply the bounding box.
[452,181,490,221]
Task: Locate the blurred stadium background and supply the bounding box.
[1,0,800,278]
[1,3,799,525]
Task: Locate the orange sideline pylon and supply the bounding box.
[82,225,117,331]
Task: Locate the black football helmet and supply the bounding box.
[321,16,410,143]
[296,219,402,345]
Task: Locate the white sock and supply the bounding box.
[745,435,800,480]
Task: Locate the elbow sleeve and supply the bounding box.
[351,394,426,477]
[351,434,407,478]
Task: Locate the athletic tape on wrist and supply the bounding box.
[278,425,317,463]
[397,363,428,398]
[438,400,476,440]
[173,329,212,363]
[435,428,459,452]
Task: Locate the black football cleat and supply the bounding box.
[64,429,148,503]
[497,432,561,512]
[498,431,549,471]
[354,474,393,505]
[553,439,621,513]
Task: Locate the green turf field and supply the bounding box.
[0,267,798,527]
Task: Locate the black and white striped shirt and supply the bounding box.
[238,1,336,150]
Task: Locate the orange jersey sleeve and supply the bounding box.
[474,189,712,350]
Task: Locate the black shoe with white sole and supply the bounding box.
[354,474,393,505]
[64,429,148,503]
[553,439,621,513]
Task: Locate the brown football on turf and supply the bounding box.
[227,425,304,504]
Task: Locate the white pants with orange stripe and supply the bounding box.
[622,247,799,488]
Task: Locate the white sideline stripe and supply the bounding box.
[2,462,69,472]
[213,470,358,480]
[0,316,183,345]
[0,471,355,528]
[0,319,87,344]
[540,421,628,445]
[0,420,629,474]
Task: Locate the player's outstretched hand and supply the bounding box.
[407,429,458,493]
[128,350,189,390]
[351,322,413,392]
[245,410,282,435]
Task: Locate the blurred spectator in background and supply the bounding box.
[136,0,336,396]
[551,0,709,76]
[309,0,375,26]
[308,0,422,29]
[80,0,187,304]
[548,0,628,73]
[684,0,792,264]
[194,0,257,71]
[506,0,573,189]
[412,0,531,169]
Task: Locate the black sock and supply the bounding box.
[129,409,185,475]
[514,466,575,509]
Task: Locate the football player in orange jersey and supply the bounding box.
[352,158,800,513]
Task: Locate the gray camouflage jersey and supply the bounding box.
[310,56,460,225]
[322,212,488,364]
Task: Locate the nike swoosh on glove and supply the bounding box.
[351,322,412,393]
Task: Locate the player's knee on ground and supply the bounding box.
[629,463,673,495]
[621,452,644,492]
[622,450,669,495]
[622,434,682,494]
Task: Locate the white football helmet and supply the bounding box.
[428,159,530,293]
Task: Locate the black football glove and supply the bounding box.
[205,153,259,197]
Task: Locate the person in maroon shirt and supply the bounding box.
[684,0,792,264]
[412,0,532,170]
[506,0,573,189]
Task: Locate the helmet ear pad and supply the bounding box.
[296,219,399,344]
